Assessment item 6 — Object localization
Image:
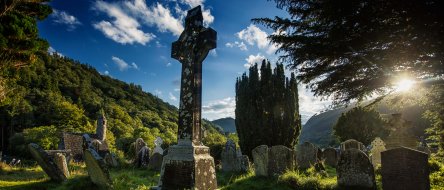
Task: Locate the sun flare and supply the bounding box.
[395,79,415,92]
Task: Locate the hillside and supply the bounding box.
[299,103,431,147]
[0,54,219,157]
[212,117,236,133]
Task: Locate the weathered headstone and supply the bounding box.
[252,145,269,176]
[340,139,365,152]
[322,147,338,167]
[337,149,376,190]
[54,153,70,178]
[268,145,295,176]
[381,147,430,190]
[384,113,418,149]
[153,137,164,155]
[296,142,318,169]
[148,153,163,171]
[221,140,238,172]
[96,113,107,141]
[28,143,68,182]
[137,146,151,167]
[158,6,217,190]
[134,138,147,167]
[238,155,250,172]
[84,148,112,188]
[370,137,385,167]
[91,139,102,152]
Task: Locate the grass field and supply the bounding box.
[1,160,443,190]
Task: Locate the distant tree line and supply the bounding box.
[235,60,301,157]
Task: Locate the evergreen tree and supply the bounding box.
[235,59,302,157]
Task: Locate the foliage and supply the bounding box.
[1,54,221,158]
[236,60,301,157]
[333,107,388,145]
[0,0,52,67]
[203,131,227,161]
[423,84,444,156]
[254,0,444,104]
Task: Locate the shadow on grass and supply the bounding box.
[217,171,293,190]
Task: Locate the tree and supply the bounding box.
[0,0,52,67]
[334,107,388,145]
[235,60,302,157]
[254,0,444,104]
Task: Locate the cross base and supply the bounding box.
[157,145,217,190]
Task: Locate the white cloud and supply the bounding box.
[178,0,214,27]
[225,41,248,51]
[174,88,180,92]
[111,56,138,71]
[92,1,155,45]
[202,97,236,120]
[209,49,217,57]
[244,53,266,68]
[154,89,162,96]
[52,9,82,30]
[297,86,332,124]
[47,47,64,57]
[169,92,178,101]
[180,0,204,7]
[233,24,279,54]
[104,70,109,75]
[125,0,184,36]
[166,62,172,67]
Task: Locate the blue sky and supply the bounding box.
[39,0,331,123]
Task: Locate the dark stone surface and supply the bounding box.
[28,143,68,182]
[381,147,430,190]
[83,148,112,188]
[337,149,376,190]
[252,145,269,176]
[322,148,338,167]
[148,153,163,171]
[137,145,150,168]
[221,140,238,172]
[239,155,250,173]
[340,139,365,152]
[268,145,295,176]
[296,142,318,169]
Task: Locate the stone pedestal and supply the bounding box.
[158,145,217,190]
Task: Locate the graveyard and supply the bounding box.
[1,0,444,190]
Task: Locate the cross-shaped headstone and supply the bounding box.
[172,5,216,146]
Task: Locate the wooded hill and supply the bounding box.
[0,54,222,158]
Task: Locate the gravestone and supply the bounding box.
[153,137,164,155]
[381,147,430,190]
[337,149,376,190]
[296,142,318,169]
[322,148,338,167]
[268,145,295,176]
[137,146,151,167]
[385,113,418,149]
[104,152,119,167]
[28,143,68,182]
[148,153,163,171]
[370,137,385,167]
[252,145,269,176]
[158,6,217,190]
[340,139,365,152]
[96,113,107,141]
[239,155,250,172]
[91,139,102,152]
[134,138,147,167]
[54,153,70,178]
[84,148,112,188]
[221,140,238,172]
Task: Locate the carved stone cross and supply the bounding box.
[172,5,216,146]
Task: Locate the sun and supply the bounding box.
[395,79,415,92]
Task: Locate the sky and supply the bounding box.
[38,0,331,123]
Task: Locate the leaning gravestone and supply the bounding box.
[381,147,430,190]
[238,155,250,172]
[157,6,217,190]
[296,142,318,169]
[340,139,365,152]
[370,137,386,167]
[148,153,163,171]
[28,143,68,182]
[268,145,295,176]
[337,149,376,190]
[252,145,269,176]
[322,148,338,167]
[221,140,238,172]
[84,148,112,188]
[54,153,70,178]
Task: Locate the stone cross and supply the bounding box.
[171,5,216,146]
